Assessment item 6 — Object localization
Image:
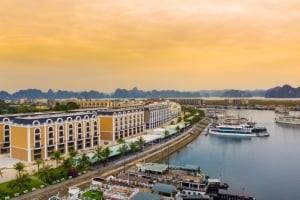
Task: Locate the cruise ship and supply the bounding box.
[275,115,300,125]
[208,123,269,137]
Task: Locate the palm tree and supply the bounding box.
[137,136,146,152]
[62,158,73,170]
[129,142,138,156]
[93,146,103,165]
[164,130,170,139]
[38,164,52,183]
[8,173,31,192]
[118,144,129,172]
[78,153,90,171]
[176,125,180,135]
[101,147,111,166]
[34,158,44,173]
[13,161,26,178]
[69,148,78,159]
[51,150,63,168]
[118,144,128,156]
[177,117,182,123]
[117,137,125,144]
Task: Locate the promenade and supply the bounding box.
[10,118,210,200]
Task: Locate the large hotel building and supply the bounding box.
[144,101,181,129]
[0,101,180,162]
[0,111,101,162]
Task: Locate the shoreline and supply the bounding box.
[13,118,211,200]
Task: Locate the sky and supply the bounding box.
[1,0,300,93]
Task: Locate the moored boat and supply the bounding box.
[208,123,269,137]
[275,115,300,125]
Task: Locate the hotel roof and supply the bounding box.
[152,183,177,194]
[1,111,96,125]
[133,192,161,200]
[140,163,169,173]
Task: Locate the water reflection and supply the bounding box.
[209,135,252,145]
[167,110,300,200]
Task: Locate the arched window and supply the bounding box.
[77,123,82,139]
[57,118,63,123]
[34,128,41,148]
[3,118,10,123]
[4,125,9,136]
[46,119,53,124]
[48,126,54,146]
[68,124,74,141]
[93,121,98,136]
[58,125,64,143]
[86,122,90,138]
[4,125,10,143]
[75,116,81,121]
[33,120,40,126]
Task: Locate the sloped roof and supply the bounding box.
[133,192,161,200]
[152,183,177,194]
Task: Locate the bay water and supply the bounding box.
[167,110,300,199]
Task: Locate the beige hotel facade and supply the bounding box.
[0,100,180,162]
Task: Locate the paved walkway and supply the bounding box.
[11,119,210,200]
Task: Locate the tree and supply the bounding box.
[117,137,125,144]
[93,146,103,165]
[118,144,128,155]
[101,147,111,166]
[8,173,31,192]
[62,158,73,170]
[34,158,44,173]
[78,153,90,172]
[177,117,182,123]
[164,130,170,139]
[51,150,63,168]
[13,162,26,178]
[176,125,180,134]
[118,144,129,172]
[38,164,52,184]
[137,136,146,152]
[129,142,138,156]
[69,148,78,159]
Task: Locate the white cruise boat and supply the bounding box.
[275,115,300,125]
[208,124,269,137]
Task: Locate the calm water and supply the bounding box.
[167,110,300,200]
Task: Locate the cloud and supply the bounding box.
[0,0,300,91]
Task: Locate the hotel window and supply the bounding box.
[58,125,64,143]
[4,125,10,143]
[93,121,98,137]
[34,128,41,148]
[68,124,74,141]
[48,127,54,146]
[77,123,82,139]
[86,122,90,138]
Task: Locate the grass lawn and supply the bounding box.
[82,190,103,200]
[0,176,44,199]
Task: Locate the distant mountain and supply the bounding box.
[0,91,11,100]
[0,87,266,100]
[221,90,252,97]
[265,85,300,98]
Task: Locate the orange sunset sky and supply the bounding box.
[0,0,300,93]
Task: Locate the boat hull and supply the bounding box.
[208,128,269,137]
[275,120,300,125]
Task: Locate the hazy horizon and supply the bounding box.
[0,85,289,94]
[1,0,300,92]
